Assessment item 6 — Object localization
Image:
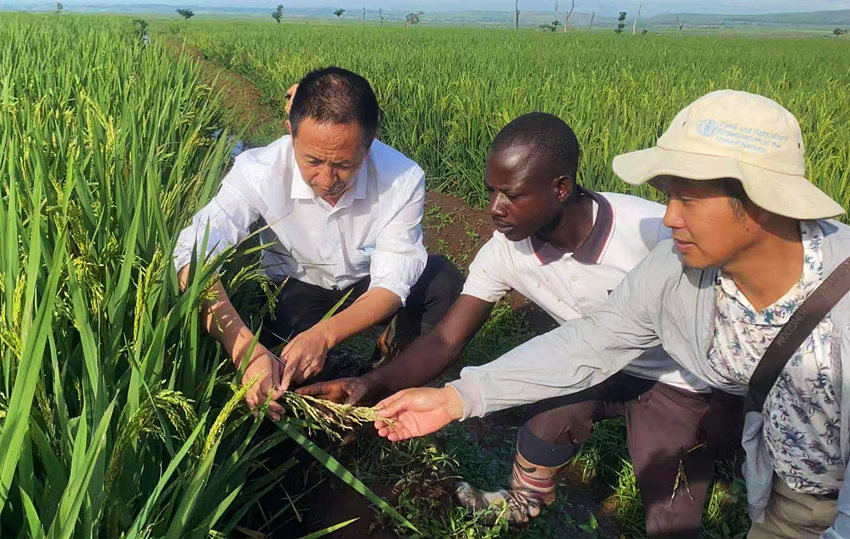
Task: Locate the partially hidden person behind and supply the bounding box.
[172,66,463,421]
[371,91,850,539]
[299,112,742,536]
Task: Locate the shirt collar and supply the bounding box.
[530,188,615,266]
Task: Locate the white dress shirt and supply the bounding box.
[173,135,428,304]
[461,190,709,393]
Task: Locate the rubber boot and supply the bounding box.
[455,450,566,524]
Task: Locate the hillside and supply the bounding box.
[648,9,850,27]
[3,3,849,31]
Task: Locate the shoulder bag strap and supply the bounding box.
[749,255,850,412]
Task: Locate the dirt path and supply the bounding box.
[163,37,286,145]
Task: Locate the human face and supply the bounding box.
[289,117,370,205]
[658,176,758,269]
[484,146,568,242]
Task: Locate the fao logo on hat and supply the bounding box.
[696,119,718,137]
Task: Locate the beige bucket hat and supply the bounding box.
[612,90,844,220]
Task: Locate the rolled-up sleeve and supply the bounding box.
[173,156,262,272]
[368,168,427,304]
[448,243,669,419]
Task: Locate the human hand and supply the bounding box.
[241,344,285,421]
[279,323,333,391]
[295,375,381,405]
[285,83,298,115]
[373,386,464,442]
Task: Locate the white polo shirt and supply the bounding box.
[173,135,427,304]
[462,190,708,393]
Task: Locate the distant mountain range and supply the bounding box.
[2,3,848,30]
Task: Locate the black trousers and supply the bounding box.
[258,254,463,351]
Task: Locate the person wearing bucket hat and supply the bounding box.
[371,90,850,538]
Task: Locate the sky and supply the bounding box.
[3,0,849,15]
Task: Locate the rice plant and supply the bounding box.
[172,22,850,211]
[0,14,411,537]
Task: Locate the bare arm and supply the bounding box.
[366,295,494,395]
[178,264,285,419]
[297,295,495,404]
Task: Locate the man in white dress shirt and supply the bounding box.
[173,67,462,420]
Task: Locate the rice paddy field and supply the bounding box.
[0,11,848,538]
[172,20,850,210]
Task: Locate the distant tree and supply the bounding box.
[405,11,423,27]
[55,2,63,13]
[641,28,648,35]
[515,0,520,30]
[334,8,345,23]
[271,4,284,23]
[834,28,847,36]
[362,6,366,21]
[632,2,642,34]
[176,8,195,21]
[588,10,595,33]
[379,7,383,25]
[676,16,685,33]
[539,20,560,32]
[563,0,574,31]
[615,11,626,33]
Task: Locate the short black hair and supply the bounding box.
[489,112,581,182]
[718,177,749,217]
[289,66,380,145]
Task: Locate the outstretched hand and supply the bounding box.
[373,386,464,442]
[296,376,380,405]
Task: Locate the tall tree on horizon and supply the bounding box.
[563,0,575,31]
[334,8,345,24]
[176,8,194,21]
[632,2,643,34]
[615,11,626,33]
[271,4,284,24]
[515,0,520,30]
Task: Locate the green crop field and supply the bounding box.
[1,10,849,538]
[0,14,416,538]
[171,20,850,211]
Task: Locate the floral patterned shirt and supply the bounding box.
[707,220,842,495]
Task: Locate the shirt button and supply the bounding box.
[571,275,580,283]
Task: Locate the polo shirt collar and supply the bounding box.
[530,188,615,266]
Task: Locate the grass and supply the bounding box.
[167,20,850,213]
[0,13,412,537]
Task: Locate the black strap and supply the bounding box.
[749,255,850,412]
